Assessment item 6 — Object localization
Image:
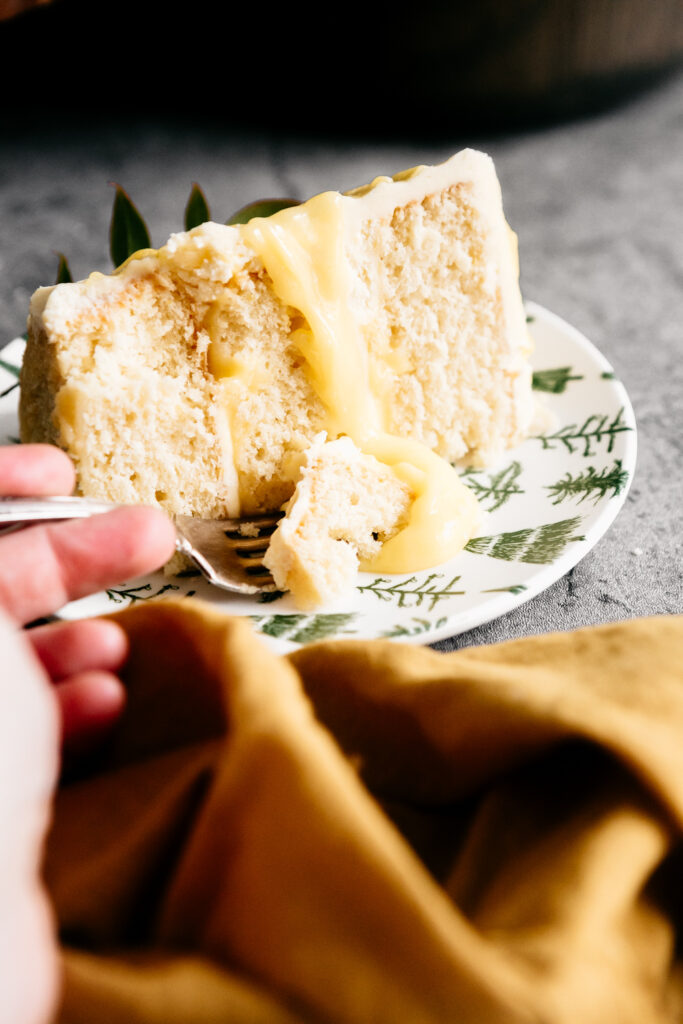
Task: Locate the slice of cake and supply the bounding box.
[19,149,532,604]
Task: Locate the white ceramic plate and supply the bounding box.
[0,302,637,653]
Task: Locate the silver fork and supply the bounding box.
[0,496,283,596]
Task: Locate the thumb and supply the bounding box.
[0,609,60,1024]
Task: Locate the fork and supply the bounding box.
[0,496,283,596]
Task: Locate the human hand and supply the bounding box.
[0,442,175,1023]
[0,443,176,753]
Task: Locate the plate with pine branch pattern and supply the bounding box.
[0,302,636,652]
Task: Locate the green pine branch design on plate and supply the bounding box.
[358,574,464,611]
[460,460,524,512]
[546,459,629,505]
[465,516,585,564]
[106,582,181,604]
[482,584,528,595]
[249,612,357,643]
[0,357,20,378]
[532,407,632,457]
[0,356,20,398]
[381,616,448,638]
[532,366,584,394]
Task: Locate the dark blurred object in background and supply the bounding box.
[2,0,683,136]
[388,0,683,131]
[0,0,51,21]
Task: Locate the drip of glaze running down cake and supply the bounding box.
[19,149,534,607]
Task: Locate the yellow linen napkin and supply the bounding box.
[45,600,683,1023]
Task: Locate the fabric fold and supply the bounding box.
[45,602,683,1023]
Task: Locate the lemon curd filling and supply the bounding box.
[242,192,381,441]
[360,435,479,573]
[224,188,479,573]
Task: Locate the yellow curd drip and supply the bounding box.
[112,248,158,274]
[242,193,381,440]
[361,435,478,572]
[345,163,426,198]
[236,189,479,573]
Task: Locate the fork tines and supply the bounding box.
[223,515,282,580]
[173,512,284,595]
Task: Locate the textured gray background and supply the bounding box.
[2,69,682,649]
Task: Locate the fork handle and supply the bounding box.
[0,497,189,560]
[0,495,120,526]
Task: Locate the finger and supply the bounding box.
[55,670,126,754]
[0,506,177,625]
[0,611,60,1022]
[0,444,75,496]
[28,618,128,681]
[0,891,59,1024]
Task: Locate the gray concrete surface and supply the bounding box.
[2,70,682,648]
